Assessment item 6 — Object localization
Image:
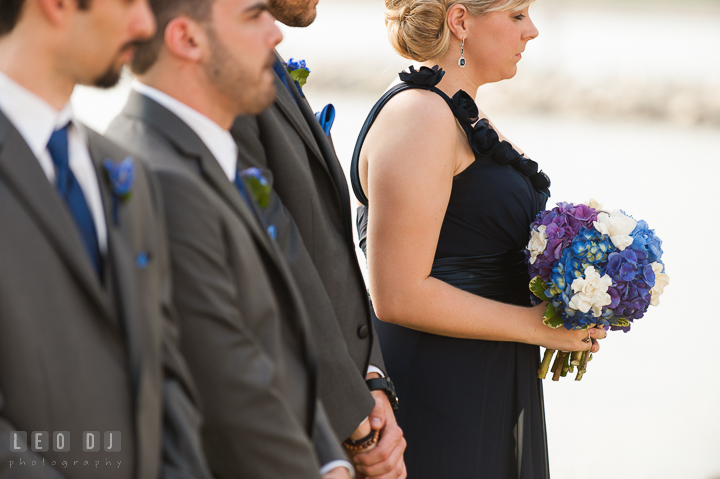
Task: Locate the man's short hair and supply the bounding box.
[131,0,213,75]
[0,0,91,36]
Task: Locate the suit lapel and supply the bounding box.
[123,92,277,257]
[272,74,327,173]
[0,111,115,324]
[86,128,144,399]
[280,68,356,243]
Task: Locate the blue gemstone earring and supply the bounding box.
[458,38,466,68]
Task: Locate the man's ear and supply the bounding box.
[37,0,74,27]
[164,16,206,63]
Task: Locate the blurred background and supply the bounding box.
[72,0,720,477]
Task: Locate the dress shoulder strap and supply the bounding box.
[350,67,456,206]
[350,66,551,206]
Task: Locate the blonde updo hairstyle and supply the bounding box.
[386,0,533,62]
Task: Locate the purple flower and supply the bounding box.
[527,203,600,282]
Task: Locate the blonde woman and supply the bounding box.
[350,0,607,477]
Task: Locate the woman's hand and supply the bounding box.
[529,303,607,352]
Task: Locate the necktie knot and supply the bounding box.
[48,123,70,167]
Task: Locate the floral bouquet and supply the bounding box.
[525,200,669,381]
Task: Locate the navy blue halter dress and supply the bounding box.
[351,67,552,479]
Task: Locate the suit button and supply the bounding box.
[357,325,369,339]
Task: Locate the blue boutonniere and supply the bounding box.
[239,168,277,240]
[239,167,271,209]
[283,58,311,93]
[103,157,135,225]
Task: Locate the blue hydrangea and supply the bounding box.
[545,248,613,330]
[630,220,663,263]
[528,202,667,335]
[571,227,615,264]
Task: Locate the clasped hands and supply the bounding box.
[324,373,406,479]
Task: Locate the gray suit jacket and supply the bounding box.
[0,110,209,479]
[107,92,345,479]
[230,56,385,440]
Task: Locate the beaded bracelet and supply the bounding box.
[342,429,380,452]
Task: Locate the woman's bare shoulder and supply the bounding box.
[366,88,460,155]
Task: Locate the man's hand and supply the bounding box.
[351,387,407,479]
[322,466,352,479]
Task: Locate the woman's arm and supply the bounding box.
[361,90,602,353]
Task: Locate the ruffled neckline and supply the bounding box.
[399,66,551,197]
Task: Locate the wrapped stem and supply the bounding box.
[575,349,592,381]
[570,351,583,366]
[537,349,556,379]
[552,351,568,381]
[561,352,570,377]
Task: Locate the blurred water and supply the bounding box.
[72,2,720,478]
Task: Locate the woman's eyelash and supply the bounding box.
[514,14,526,20]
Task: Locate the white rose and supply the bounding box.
[568,266,613,317]
[650,262,670,307]
[583,198,604,210]
[593,210,637,251]
[527,225,548,265]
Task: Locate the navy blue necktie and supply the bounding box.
[233,172,254,210]
[273,58,297,104]
[48,124,102,278]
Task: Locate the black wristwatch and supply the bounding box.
[366,377,399,412]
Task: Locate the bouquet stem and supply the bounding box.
[575,349,592,381]
[570,351,583,366]
[552,351,568,381]
[537,349,555,379]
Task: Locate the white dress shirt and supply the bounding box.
[0,71,108,254]
[132,82,354,478]
[132,82,240,182]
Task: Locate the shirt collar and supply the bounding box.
[132,81,239,182]
[0,70,75,158]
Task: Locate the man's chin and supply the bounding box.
[242,84,277,116]
[91,66,124,89]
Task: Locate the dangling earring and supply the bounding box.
[458,38,466,68]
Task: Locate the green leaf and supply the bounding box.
[611,317,630,328]
[529,276,551,302]
[289,68,310,88]
[244,176,271,209]
[542,303,564,329]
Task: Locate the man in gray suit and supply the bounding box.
[106,0,350,477]
[0,1,209,478]
[231,0,407,477]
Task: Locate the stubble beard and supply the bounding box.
[203,29,276,116]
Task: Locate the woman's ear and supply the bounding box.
[446,3,470,42]
[164,16,206,63]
